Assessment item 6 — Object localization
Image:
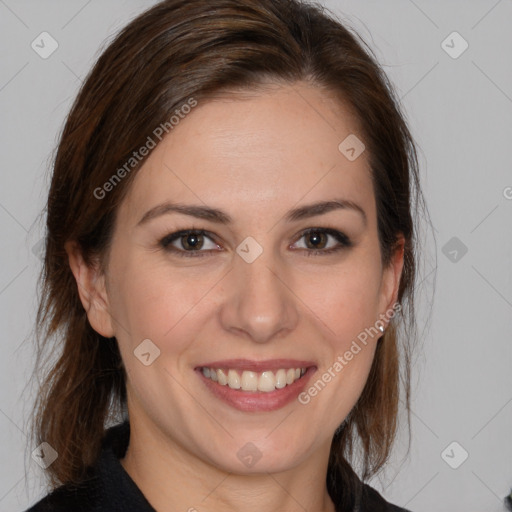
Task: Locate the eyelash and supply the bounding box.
[159,228,353,258]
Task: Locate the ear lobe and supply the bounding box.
[65,241,115,338]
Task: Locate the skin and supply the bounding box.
[67,81,404,512]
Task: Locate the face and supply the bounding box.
[70,82,403,474]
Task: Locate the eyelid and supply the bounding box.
[159,228,219,253]
[290,227,352,252]
[159,227,352,257]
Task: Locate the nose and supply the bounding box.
[218,247,299,344]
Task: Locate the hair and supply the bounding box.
[31,0,425,510]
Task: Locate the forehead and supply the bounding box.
[119,82,375,227]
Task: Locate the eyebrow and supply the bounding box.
[137,198,367,226]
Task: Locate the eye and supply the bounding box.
[159,227,352,258]
[291,228,352,255]
[160,229,221,257]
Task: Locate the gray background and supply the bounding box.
[1,1,511,511]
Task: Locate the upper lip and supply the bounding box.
[195,359,316,372]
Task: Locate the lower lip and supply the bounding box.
[196,367,316,412]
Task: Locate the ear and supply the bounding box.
[65,241,115,338]
[378,234,405,323]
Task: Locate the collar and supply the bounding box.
[28,420,407,512]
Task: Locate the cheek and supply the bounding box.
[302,258,383,341]
[108,255,222,358]
[109,262,209,419]
[296,250,383,411]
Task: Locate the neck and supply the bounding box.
[120,415,337,512]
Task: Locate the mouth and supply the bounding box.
[200,366,307,392]
[195,359,316,412]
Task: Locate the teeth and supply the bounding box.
[275,369,287,389]
[227,369,241,389]
[217,369,227,385]
[258,371,275,392]
[202,367,307,392]
[241,371,258,391]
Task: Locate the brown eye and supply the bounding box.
[304,231,328,249]
[160,229,221,257]
[291,228,352,255]
[180,232,204,250]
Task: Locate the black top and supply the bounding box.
[26,421,411,512]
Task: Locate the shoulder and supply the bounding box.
[24,421,155,512]
[24,427,119,511]
[359,482,412,512]
[24,479,99,511]
[328,460,412,512]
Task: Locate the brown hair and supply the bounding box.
[32,0,424,509]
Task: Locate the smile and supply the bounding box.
[200,367,307,392]
[195,360,316,412]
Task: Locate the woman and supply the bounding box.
[27,0,425,510]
